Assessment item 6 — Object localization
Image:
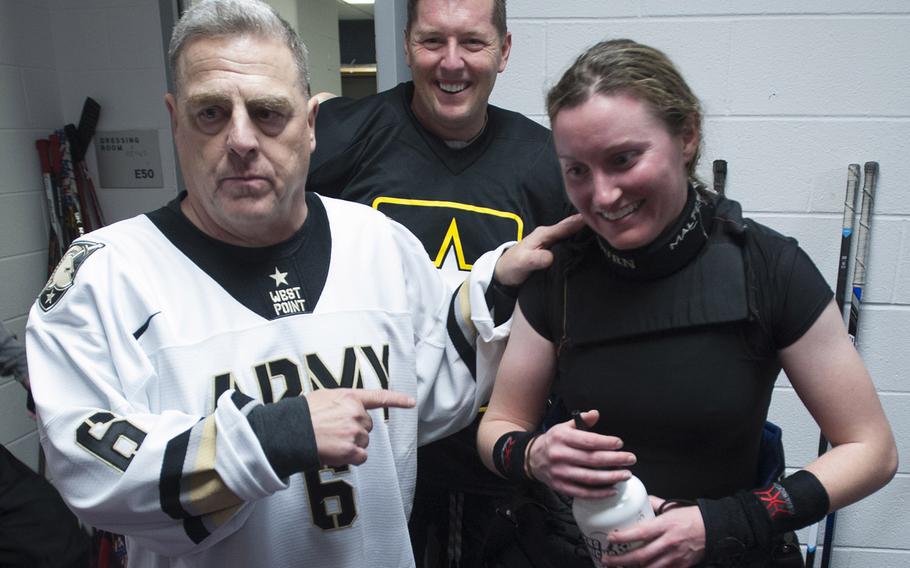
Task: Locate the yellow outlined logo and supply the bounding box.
[372,197,524,271]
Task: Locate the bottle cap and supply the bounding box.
[571,409,619,479]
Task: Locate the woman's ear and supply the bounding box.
[680,114,700,162]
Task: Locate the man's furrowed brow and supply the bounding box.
[184,92,233,108]
[183,93,295,113]
[246,95,295,113]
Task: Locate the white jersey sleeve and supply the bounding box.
[388,219,511,445]
[26,238,288,557]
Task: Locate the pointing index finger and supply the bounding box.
[532,213,584,245]
[350,389,416,410]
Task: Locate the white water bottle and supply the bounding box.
[572,474,654,567]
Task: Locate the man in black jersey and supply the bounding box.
[307,1,575,566]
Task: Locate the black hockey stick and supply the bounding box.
[819,161,879,567]
[712,159,727,196]
[36,139,64,273]
[65,97,105,231]
[804,164,860,567]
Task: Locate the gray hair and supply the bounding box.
[168,0,310,96]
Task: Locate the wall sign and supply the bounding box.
[95,130,163,188]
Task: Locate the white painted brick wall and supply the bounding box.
[495,2,910,564]
[50,0,178,222]
[0,0,176,471]
[1,0,61,470]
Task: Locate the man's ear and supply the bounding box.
[498,31,512,73]
[307,95,319,152]
[165,93,178,133]
[403,28,413,68]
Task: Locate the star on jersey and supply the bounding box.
[269,267,289,287]
[438,246,468,291]
[266,266,306,317]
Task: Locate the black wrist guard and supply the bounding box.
[697,470,830,565]
[752,470,830,533]
[492,431,534,483]
[698,490,774,565]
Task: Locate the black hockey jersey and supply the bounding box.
[308,81,571,290]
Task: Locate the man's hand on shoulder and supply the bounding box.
[494,213,584,287]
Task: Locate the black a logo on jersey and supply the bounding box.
[39,241,105,312]
[267,266,307,317]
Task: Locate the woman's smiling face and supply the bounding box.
[552,92,698,250]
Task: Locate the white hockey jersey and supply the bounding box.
[26,194,510,567]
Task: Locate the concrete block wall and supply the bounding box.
[50,0,178,222]
[1,0,67,471]
[492,2,909,565]
[0,0,176,471]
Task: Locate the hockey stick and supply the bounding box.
[65,98,105,231]
[65,124,105,231]
[847,161,879,339]
[36,139,65,271]
[53,130,86,242]
[48,132,79,244]
[817,161,879,568]
[712,159,727,197]
[804,164,860,567]
[62,126,95,232]
[77,98,106,228]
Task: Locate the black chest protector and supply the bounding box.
[550,193,779,500]
[571,194,751,341]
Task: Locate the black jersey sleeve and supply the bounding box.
[517,269,556,342]
[771,243,833,349]
[747,223,834,349]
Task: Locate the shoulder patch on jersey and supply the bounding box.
[39,241,105,312]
